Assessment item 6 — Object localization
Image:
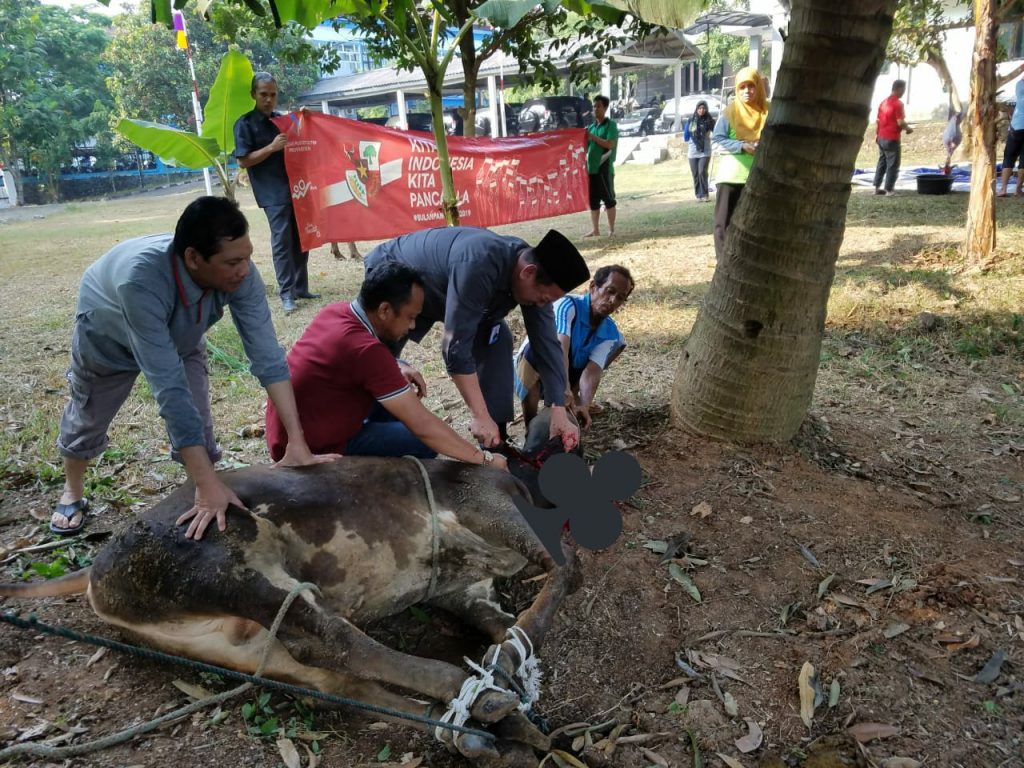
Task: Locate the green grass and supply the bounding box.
[1,154,1022,497]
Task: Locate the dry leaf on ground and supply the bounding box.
[974,650,1007,683]
[735,718,763,753]
[170,679,213,700]
[828,678,841,708]
[276,737,301,768]
[669,563,702,603]
[798,662,816,728]
[883,622,910,639]
[639,747,668,767]
[691,501,712,518]
[10,691,43,705]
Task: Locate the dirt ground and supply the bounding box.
[0,124,1022,768]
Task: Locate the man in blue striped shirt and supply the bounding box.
[514,265,634,429]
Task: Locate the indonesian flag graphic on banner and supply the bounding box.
[271,112,589,250]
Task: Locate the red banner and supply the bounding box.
[272,112,589,250]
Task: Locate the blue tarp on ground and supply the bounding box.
[851,163,974,193]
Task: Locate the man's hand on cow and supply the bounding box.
[398,361,427,398]
[489,453,509,472]
[177,477,249,540]
[549,405,580,452]
[471,414,502,448]
[275,440,341,468]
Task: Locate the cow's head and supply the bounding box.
[499,409,583,508]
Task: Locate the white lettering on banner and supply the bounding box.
[292,179,316,199]
[409,189,470,208]
[405,155,475,172]
[408,137,434,154]
[408,172,437,189]
[409,155,439,171]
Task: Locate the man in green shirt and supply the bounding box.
[584,94,618,237]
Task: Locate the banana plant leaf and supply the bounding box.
[117,119,222,170]
[201,49,255,157]
[130,0,700,32]
[598,0,704,26]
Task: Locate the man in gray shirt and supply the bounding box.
[53,196,335,539]
[364,227,589,450]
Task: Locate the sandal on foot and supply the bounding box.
[50,498,89,536]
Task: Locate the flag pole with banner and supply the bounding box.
[174,11,213,195]
[272,112,589,249]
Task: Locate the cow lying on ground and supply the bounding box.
[0,414,581,767]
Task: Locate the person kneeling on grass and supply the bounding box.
[265,261,508,471]
[514,264,634,430]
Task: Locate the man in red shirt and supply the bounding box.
[265,262,506,470]
[874,80,914,196]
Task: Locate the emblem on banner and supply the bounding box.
[324,140,402,209]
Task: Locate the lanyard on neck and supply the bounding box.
[170,251,209,325]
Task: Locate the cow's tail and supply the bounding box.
[0,568,91,599]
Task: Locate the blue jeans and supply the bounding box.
[345,405,436,458]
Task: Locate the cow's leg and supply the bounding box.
[105,613,521,765]
[199,573,523,726]
[429,579,516,644]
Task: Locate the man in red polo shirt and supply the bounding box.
[265,262,507,470]
[874,79,914,196]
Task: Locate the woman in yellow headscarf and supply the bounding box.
[711,66,768,259]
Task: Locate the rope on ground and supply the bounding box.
[0,581,317,761]
[0,584,496,759]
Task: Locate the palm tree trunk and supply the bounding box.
[671,0,899,442]
[965,0,998,261]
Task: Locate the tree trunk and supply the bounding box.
[2,137,26,206]
[428,80,460,226]
[670,0,899,442]
[460,34,479,138]
[965,0,998,261]
[926,49,961,114]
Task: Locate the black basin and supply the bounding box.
[916,173,953,195]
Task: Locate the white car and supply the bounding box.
[659,94,724,133]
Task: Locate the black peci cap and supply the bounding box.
[533,229,590,292]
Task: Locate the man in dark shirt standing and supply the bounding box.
[234,72,317,314]
[364,227,589,451]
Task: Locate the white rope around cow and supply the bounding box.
[433,625,545,746]
[433,655,508,743]
[404,455,441,602]
[503,625,542,710]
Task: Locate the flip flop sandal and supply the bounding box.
[50,498,89,536]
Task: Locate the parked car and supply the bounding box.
[475,103,520,136]
[384,109,463,135]
[658,94,724,133]
[518,96,593,133]
[617,107,660,137]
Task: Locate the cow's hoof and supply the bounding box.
[451,731,501,761]
[480,740,540,768]
[470,687,520,723]
[493,710,551,752]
